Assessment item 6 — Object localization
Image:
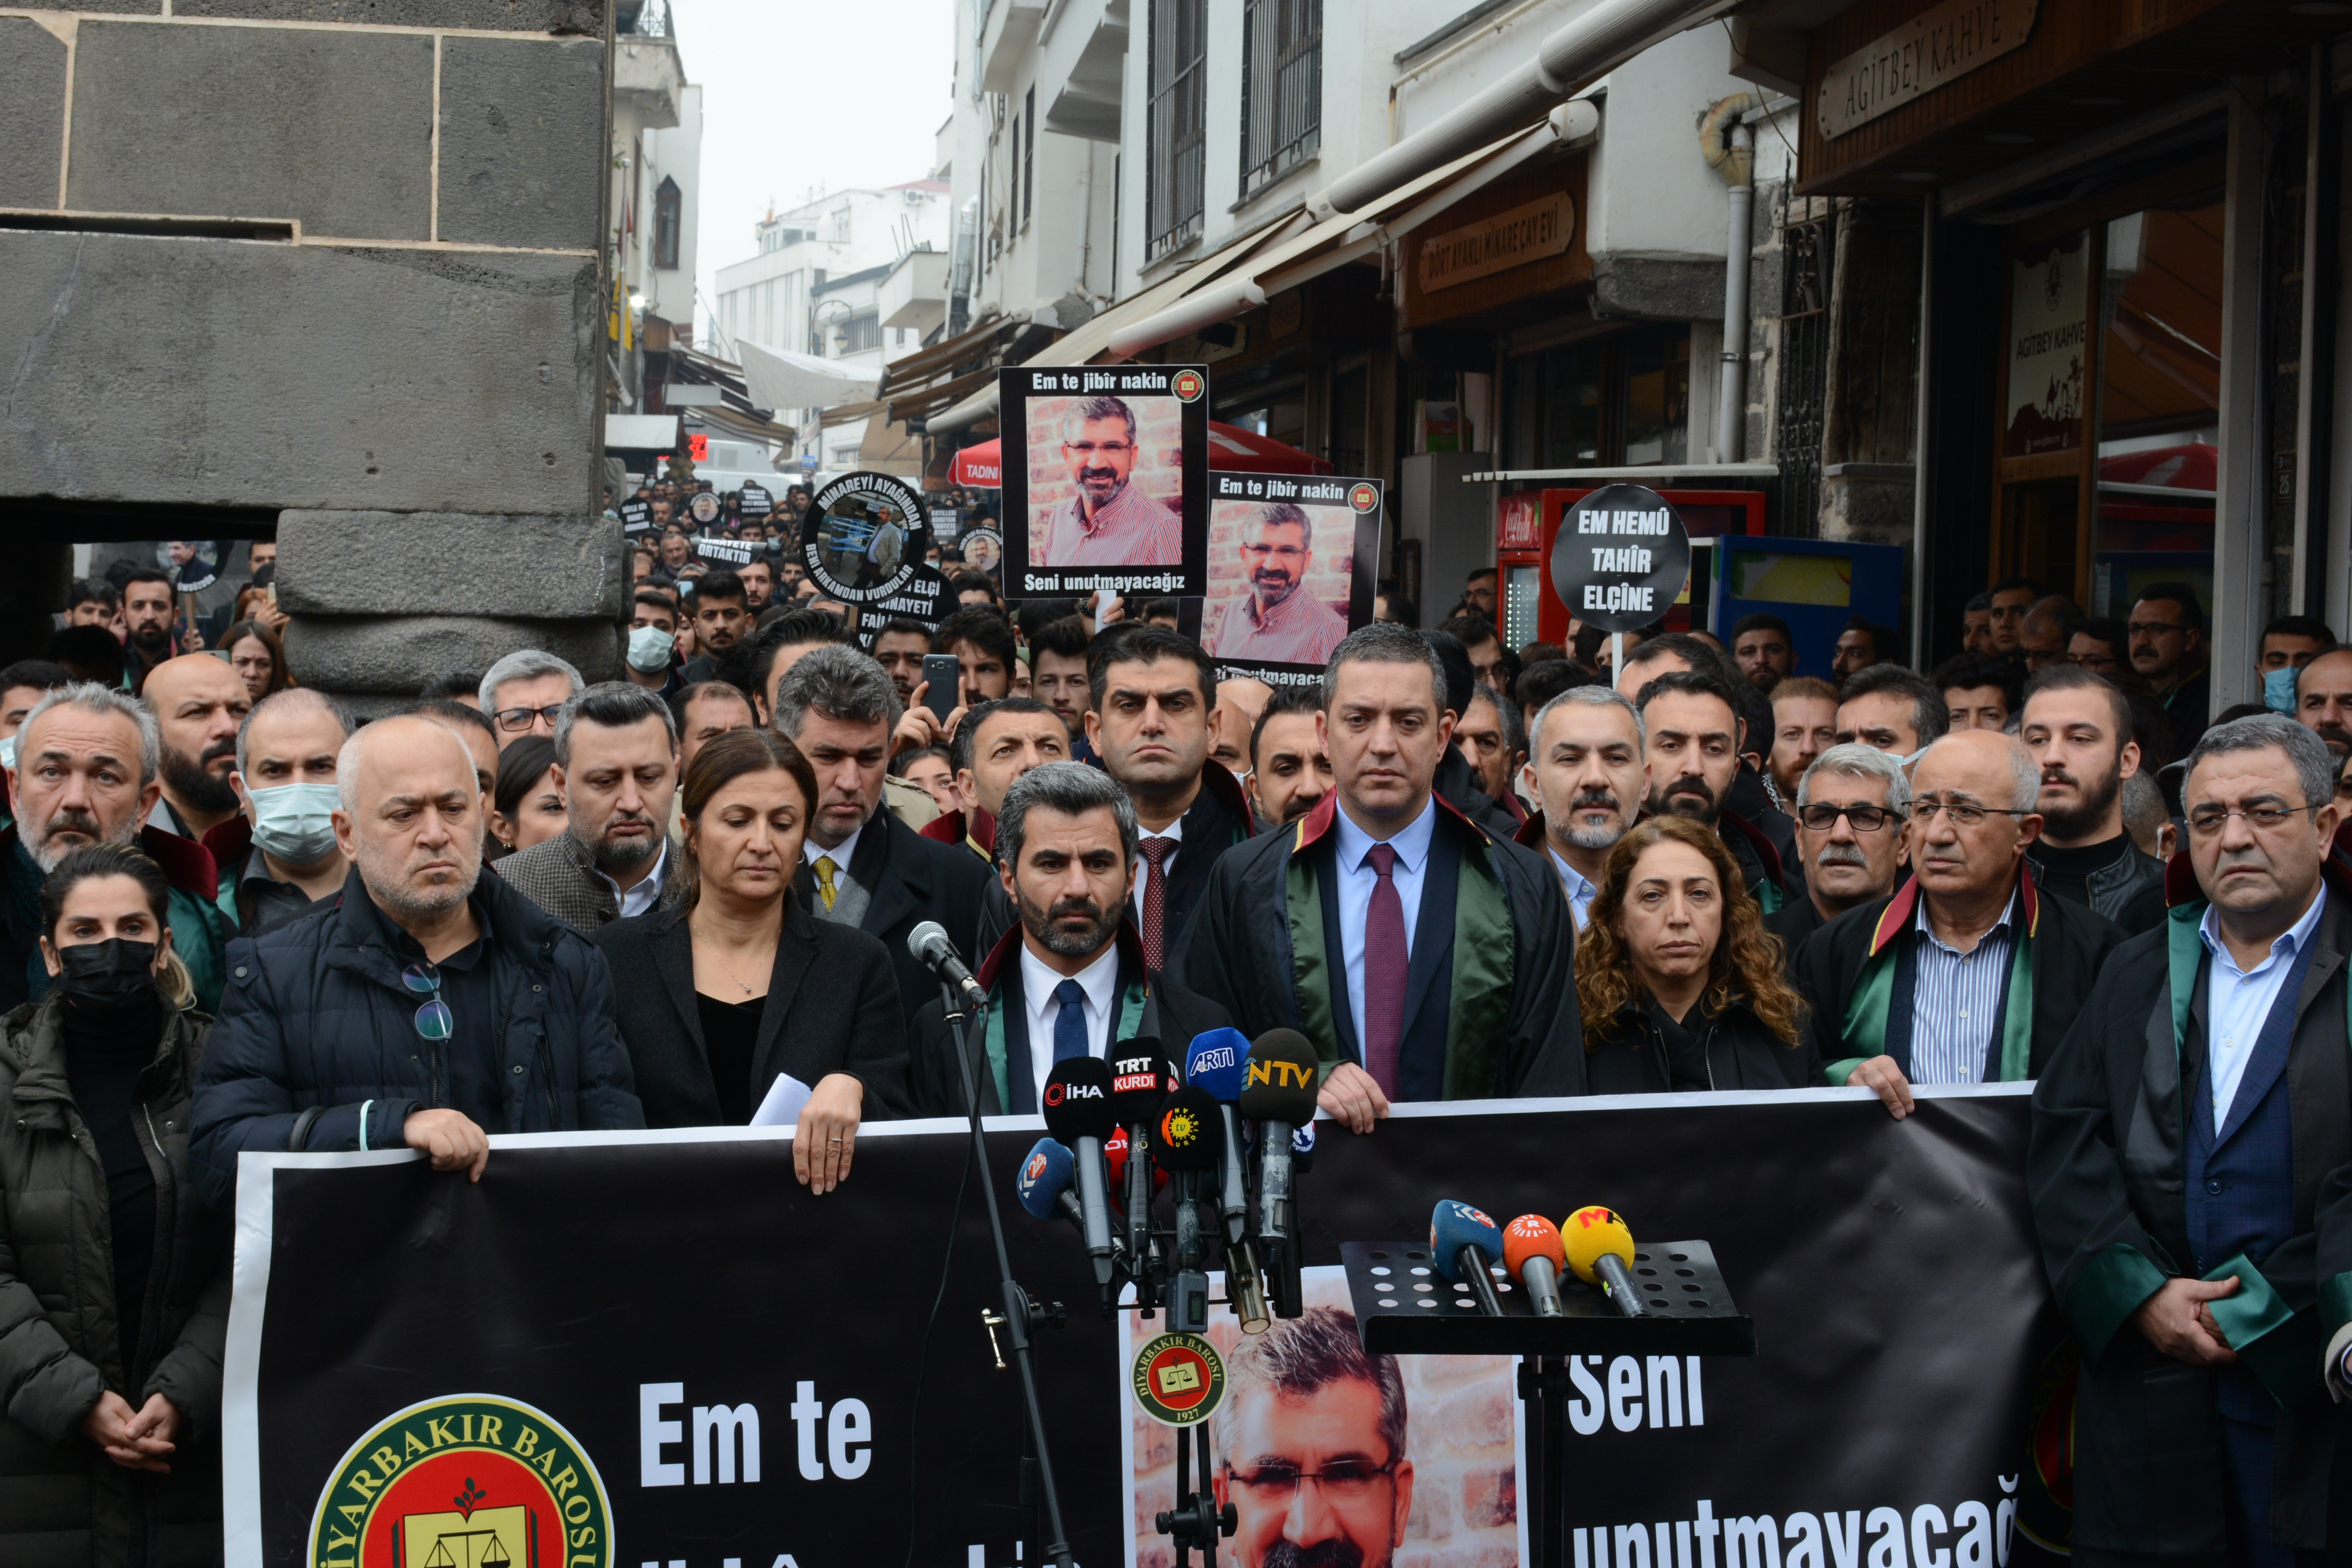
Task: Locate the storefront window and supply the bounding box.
[1503,323,1689,470]
[1623,327,1691,466]
[1218,377,1309,452]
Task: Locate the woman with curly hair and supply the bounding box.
[1576,815,1818,1092]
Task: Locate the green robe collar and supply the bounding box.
[970,924,1152,1113]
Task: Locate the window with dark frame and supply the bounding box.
[1239,0,1321,202]
[841,309,882,356]
[653,177,681,269]
[1022,86,1036,233]
[1008,107,1021,245]
[1146,0,1207,263]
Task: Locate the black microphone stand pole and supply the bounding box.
[942,979,1075,1568]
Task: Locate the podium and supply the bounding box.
[1340,1240,1757,1568]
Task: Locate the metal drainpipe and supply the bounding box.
[1714,121,1753,465]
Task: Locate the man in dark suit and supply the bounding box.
[493,682,689,933]
[908,761,1230,1117]
[772,646,989,1024]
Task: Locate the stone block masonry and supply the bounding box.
[0,3,617,691]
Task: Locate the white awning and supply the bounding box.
[734,339,883,413]
[604,412,683,450]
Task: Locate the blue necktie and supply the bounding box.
[1051,979,1090,1064]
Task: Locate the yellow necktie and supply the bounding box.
[814,855,839,911]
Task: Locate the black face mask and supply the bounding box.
[56,939,159,1013]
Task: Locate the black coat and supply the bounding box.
[1761,894,1825,983]
[1583,995,1819,1095]
[189,869,645,1212]
[797,804,990,1028]
[593,894,909,1126]
[2028,890,2352,1553]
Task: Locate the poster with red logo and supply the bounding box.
[1201,471,1381,692]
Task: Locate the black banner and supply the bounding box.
[226,1089,2064,1568]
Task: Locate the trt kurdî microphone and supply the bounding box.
[906,921,986,1011]
[1503,1214,1567,1318]
[1015,1137,1084,1233]
[1185,1028,1271,1334]
[1564,1205,1644,1318]
[1238,1029,1318,1246]
[1430,1200,1506,1316]
[1041,1057,1118,1286]
[1108,1039,1174,1272]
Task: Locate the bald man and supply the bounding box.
[191,713,642,1210]
[141,651,254,838]
[1794,730,2125,1117]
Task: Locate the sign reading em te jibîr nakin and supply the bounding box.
[997,362,1210,600]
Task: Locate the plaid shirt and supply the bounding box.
[1208,585,1348,664]
[1039,480,1183,567]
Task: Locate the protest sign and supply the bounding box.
[797,470,946,633]
[1201,472,1380,689]
[998,363,1210,600]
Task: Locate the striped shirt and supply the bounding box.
[1908,887,2019,1085]
[1039,480,1184,567]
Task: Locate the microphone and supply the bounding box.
[1015,1137,1084,1232]
[1185,1028,1270,1334]
[1503,1214,1567,1318]
[1153,1085,1224,1175]
[1563,1205,1645,1318]
[907,921,986,1011]
[1108,1039,1175,1287]
[1040,1058,1118,1288]
[1102,1125,1167,1195]
[1156,1085,1224,1332]
[1239,1030,1319,1246]
[1430,1200,1506,1316]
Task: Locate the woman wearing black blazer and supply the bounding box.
[595,728,906,1191]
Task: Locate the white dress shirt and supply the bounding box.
[2199,884,2327,1133]
[597,841,670,919]
[1548,847,1598,931]
[1330,797,1437,1051]
[1019,939,1122,1100]
[804,821,864,880]
[1131,818,1183,922]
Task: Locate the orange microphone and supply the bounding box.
[1503,1215,1567,1318]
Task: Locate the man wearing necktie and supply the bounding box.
[1180,624,1586,1131]
[905,763,1232,1116]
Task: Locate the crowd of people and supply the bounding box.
[3,527,2350,1563]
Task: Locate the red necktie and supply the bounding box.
[1362,843,1408,1097]
[1137,838,1175,975]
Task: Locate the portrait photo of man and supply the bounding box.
[1031,393,1184,567]
[1206,500,1351,668]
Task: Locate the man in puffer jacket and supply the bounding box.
[191,713,642,1212]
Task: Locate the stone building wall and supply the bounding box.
[0,0,619,702]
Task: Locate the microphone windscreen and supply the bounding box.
[1429,1200,1504,1283]
[1183,1028,1250,1102]
[1041,1056,1117,1144]
[1104,1126,1169,1194]
[1108,1042,1174,1123]
[906,920,953,963]
[1562,1205,1637,1286]
[1014,1138,1073,1220]
[1238,1028,1320,1124]
[1154,1085,1225,1172]
[1503,1214,1566,1281]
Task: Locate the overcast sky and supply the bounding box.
[671,0,957,339]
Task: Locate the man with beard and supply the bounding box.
[680,570,751,683]
[1515,686,1644,929]
[1771,744,1911,966]
[1211,1305,1414,1568]
[2129,581,2213,756]
[0,683,231,1011]
[191,714,642,1208]
[2293,645,2352,763]
[1248,686,1332,827]
[869,617,933,706]
[1796,731,2123,1119]
[492,684,688,932]
[1036,396,1183,567]
[142,653,253,839]
[1731,612,1795,692]
[905,762,1229,1116]
[1766,677,1839,805]
[120,567,183,690]
[918,697,1069,860]
[2020,665,2166,934]
[1634,668,1800,912]
[1210,503,1348,666]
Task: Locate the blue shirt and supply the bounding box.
[1330,796,1438,1050]
[2199,884,2328,1134]
[1908,887,2018,1086]
[1548,846,1598,931]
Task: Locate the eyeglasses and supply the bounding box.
[1223,1458,1398,1504]
[401,961,454,1042]
[1797,803,1901,833]
[2185,801,2320,837]
[1242,543,1307,560]
[1911,800,2033,828]
[494,704,567,733]
[1062,441,1134,457]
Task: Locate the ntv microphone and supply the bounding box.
[1503,1214,1567,1318]
[1184,1028,1271,1334]
[906,921,986,1012]
[1040,1058,1118,1291]
[1430,1201,1506,1317]
[1564,1205,1645,1318]
[1108,1038,1175,1299]
[1239,1028,1319,1321]
[1154,1085,1224,1334]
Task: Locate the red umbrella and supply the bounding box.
[945,422,1333,489]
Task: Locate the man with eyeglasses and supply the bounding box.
[1035,395,1182,567]
[2030,714,2352,1565]
[1796,730,2123,1120]
[191,713,643,1212]
[478,650,584,752]
[2020,665,2166,935]
[1210,1306,1413,1568]
[1769,744,1911,968]
[1209,504,1347,666]
[2066,617,2128,676]
[2128,582,2213,756]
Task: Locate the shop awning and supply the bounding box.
[605,413,683,451]
[1311,0,1737,217]
[660,344,797,442]
[734,339,882,413]
[944,422,1332,489]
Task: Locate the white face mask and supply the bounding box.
[627,624,675,675]
[246,781,342,864]
[0,735,16,774]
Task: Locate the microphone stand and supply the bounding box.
[943,980,1075,1568]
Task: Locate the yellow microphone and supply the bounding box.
[1562,1205,1645,1318]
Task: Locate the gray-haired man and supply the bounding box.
[904,761,1231,1116]
[1768,743,1912,963]
[223,688,358,936]
[1517,685,1645,929]
[479,650,584,750]
[492,683,685,932]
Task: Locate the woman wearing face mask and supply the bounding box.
[0,844,229,1563]
[221,688,353,936]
